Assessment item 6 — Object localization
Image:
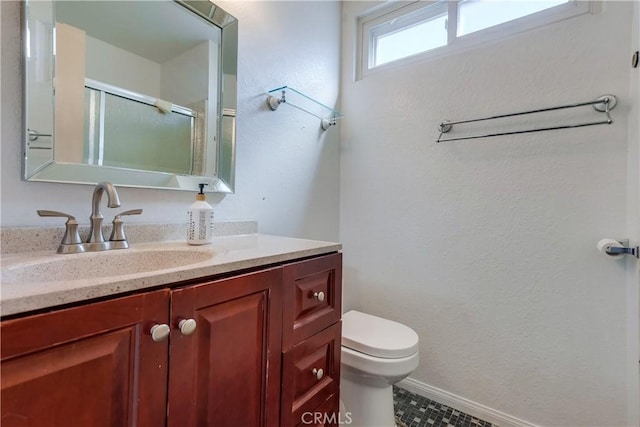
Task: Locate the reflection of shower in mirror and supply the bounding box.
[81,79,205,177]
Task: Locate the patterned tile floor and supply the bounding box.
[393,386,494,427]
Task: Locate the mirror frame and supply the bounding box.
[23,0,238,193]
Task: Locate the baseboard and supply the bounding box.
[396,377,538,427]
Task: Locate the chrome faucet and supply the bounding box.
[38,182,142,254]
[87,182,121,250]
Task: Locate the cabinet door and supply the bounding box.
[1,289,170,427]
[168,268,283,427]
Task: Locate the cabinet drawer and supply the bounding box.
[295,393,340,427]
[283,253,342,349]
[281,322,341,427]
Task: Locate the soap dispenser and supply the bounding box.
[187,183,214,245]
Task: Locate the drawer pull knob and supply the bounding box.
[150,324,171,342]
[313,291,325,302]
[178,318,197,336]
[312,368,324,380]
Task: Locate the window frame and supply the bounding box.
[368,1,449,69]
[357,0,595,80]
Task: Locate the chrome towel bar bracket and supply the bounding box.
[437,94,616,143]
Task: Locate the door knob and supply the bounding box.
[178,318,197,335]
[313,291,325,302]
[597,239,639,259]
[150,324,170,342]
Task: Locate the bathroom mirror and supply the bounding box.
[23,0,238,192]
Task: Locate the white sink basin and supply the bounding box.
[1,249,215,285]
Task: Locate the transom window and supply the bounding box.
[358,0,592,78]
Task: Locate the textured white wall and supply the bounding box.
[341,2,633,426]
[0,1,341,242]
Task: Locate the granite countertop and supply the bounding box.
[0,234,341,317]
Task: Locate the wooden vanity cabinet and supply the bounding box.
[0,252,342,427]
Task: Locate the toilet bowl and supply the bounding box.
[340,310,419,427]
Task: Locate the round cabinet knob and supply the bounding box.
[312,368,324,380]
[313,291,325,302]
[178,318,197,336]
[150,324,170,342]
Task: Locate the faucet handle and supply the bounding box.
[109,209,142,245]
[37,210,85,253]
[113,209,143,220]
[37,209,75,220]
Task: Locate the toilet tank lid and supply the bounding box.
[342,310,419,359]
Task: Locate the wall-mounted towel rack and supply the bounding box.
[266,86,343,131]
[437,94,617,143]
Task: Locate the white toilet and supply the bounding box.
[340,310,420,427]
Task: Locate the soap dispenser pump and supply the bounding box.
[187,183,214,245]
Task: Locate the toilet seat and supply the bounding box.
[342,310,419,359]
[341,345,419,379]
